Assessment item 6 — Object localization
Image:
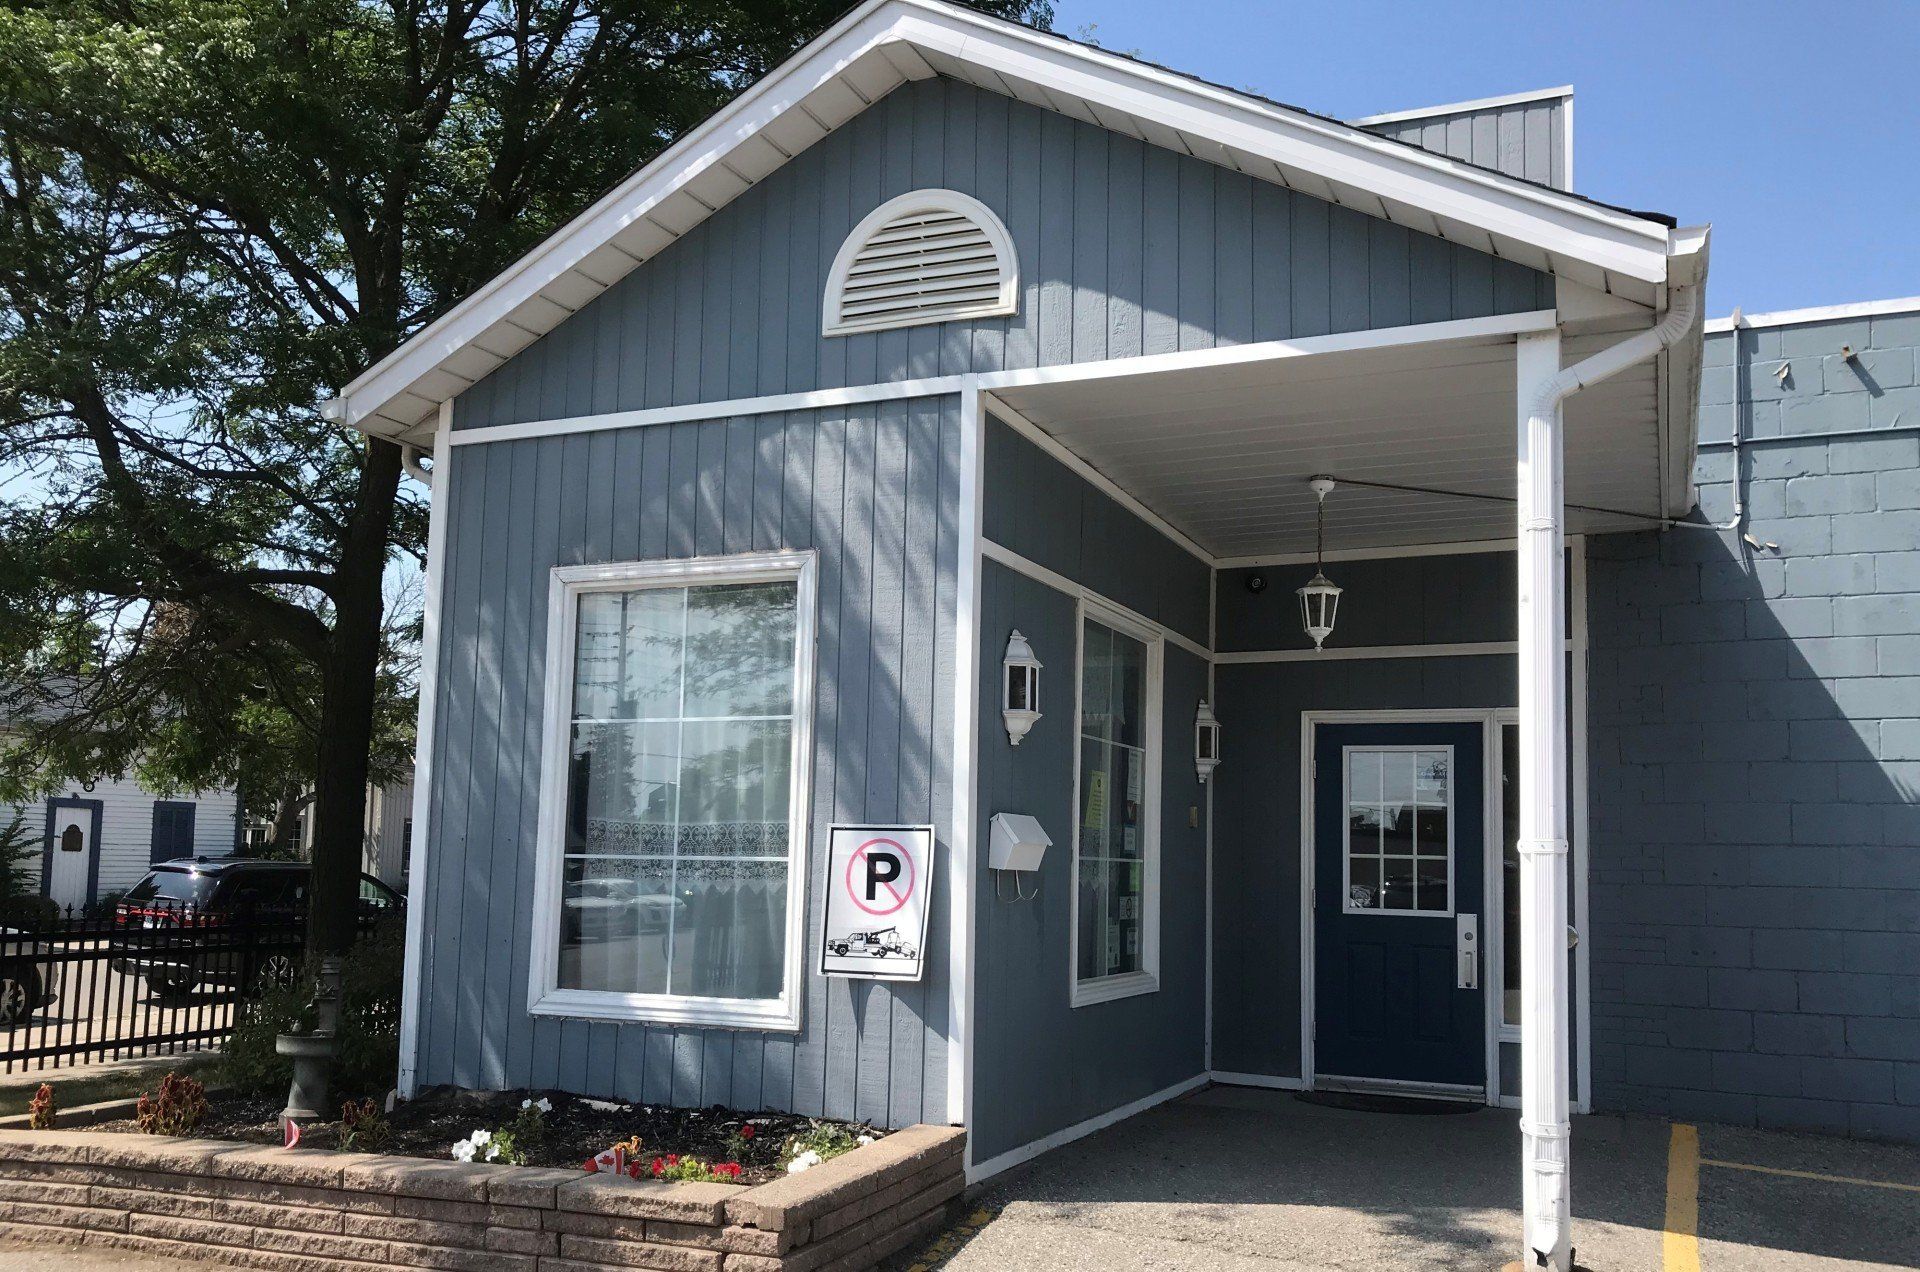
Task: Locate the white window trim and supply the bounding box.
[822,189,1020,338]
[526,550,818,1032]
[1339,744,1458,919]
[1068,598,1163,1009]
[1494,709,1523,1042]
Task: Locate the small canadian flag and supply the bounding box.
[586,1144,627,1174]
[283,1118,302,1150]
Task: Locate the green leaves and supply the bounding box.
[0,0,1049,905]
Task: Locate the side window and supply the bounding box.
[358,876,397,910]
[1071,606,1163,1006]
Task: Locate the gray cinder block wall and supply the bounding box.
[1588,308,1920,1140]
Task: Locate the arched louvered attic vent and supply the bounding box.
[823,190,1019,337]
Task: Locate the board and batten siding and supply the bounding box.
[417,396,960,1128]
[982,415,1210,648]
[1359,93,1571,192]
[969,571,1209,1163]
[967,413,1211,1160]
[455,76,1553,433]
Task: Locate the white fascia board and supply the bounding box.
[900,10,1668,279]
[332,0,907,431]
[1661,228,1712,517]
[1705,293,1920,333]
[1348,85,1574,128]
[334,0,1677,436]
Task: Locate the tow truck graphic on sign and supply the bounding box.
[820,825,935,982]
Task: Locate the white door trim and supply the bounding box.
[1299,708,1502,1103]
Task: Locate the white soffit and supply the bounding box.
[991,330,1663,559]
[330,0,1684,443]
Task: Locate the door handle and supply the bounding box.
[1455,913,1479,989]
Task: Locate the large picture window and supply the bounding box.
[1071,605,1162,1006]
[530,552,815,1030]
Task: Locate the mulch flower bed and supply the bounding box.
[87,1085,883,1185]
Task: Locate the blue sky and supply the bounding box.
[1050,0,1920,317]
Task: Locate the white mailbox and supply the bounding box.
[988,813,1052,873]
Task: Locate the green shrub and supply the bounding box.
[83,891,127,921]
[221,913,404,1100]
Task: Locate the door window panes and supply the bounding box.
[1077,618,1150,982]
[559,581,796,1004]
[1345,747,1452,914]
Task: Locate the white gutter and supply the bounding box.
[1515,282,1698,1270]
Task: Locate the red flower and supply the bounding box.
[650,1157,666,1177]
[626,1162,642,1179]
[666,1154,680,1166]
[739,1124,755,1140]
[714,1162,742,1179]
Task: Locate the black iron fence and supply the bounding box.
[0,899,306,1075]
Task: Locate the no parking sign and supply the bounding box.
[820,824,936,981]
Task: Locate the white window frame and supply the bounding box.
[1068,598,1163,1008]
[822,189,1020,337]
[1494,710,1523,1040]
[526,550,817,1031]
[1338,744,1458,919]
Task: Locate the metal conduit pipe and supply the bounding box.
[1515,283,1699,1270]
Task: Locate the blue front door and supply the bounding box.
[1313,721,1486,1092]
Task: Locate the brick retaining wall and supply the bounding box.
[0,1124,965,1271]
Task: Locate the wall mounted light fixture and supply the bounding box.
[1003,629,1042,746]
[1195,699,1222,783]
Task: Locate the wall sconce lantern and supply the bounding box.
[1195,699,1222,783]
[1297,476,1342,650]
[1003,629,1042,746]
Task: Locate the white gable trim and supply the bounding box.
[328,0,1684,440]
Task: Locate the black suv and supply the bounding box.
[111,857,402,998]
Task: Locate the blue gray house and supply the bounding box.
[325,3,1917,1266]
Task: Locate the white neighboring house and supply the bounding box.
[241,771,417,891]
[9,775,241,912]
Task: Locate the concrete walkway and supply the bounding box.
[889,1086,1920,1271]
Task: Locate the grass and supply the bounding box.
[0,1051,221,1118]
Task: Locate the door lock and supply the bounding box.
[1455,913,1479,990]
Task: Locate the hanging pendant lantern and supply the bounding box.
[1297,477,1342,650]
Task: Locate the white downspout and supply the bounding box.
[1516,284,1699,1270]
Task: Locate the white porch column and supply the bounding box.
[1515,327,1572,1270]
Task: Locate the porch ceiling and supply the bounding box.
[989,329,1662,560]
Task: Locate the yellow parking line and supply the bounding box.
[1699,1157,1920,1195]
[1664,1123,1702,1272]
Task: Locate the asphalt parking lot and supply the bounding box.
[890,1085,1920,1271]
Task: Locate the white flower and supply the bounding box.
[484,1143,500,1162]
[536,1098,552,1113]
[451,1140,476,1163]
[856,1135,875,1146]
[470,1130,492,1147]
[787,1150,823,1175]
[520,1099,531,1110]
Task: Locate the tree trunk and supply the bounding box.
[305,435,405,957]
[267,787,310,854]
